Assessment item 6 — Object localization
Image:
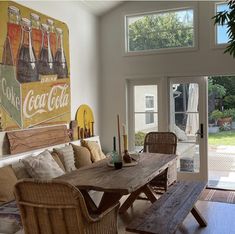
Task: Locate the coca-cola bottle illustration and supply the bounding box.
[55,28,68,78]
[47,19,56,57]
[38,24,55,76]
[17,18,38,83]
[2,6,21,65]
[30,13,41,59]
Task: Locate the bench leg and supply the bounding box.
[191,206,207,227]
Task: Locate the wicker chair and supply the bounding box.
[143,132,177,193]
[14,179,120,234]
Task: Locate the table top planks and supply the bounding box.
[57,153,177,194]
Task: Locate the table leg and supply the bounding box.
[97,192,122,213]
[80,190,98,213]
[191,206,207,227]
[119,184,157,214]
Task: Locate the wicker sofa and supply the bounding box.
[0,136,102,234]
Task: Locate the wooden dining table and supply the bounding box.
[57,152,178,213]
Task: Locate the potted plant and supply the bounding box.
[209,110,223,133]
[218,109,232,127]
[226,108,235,129]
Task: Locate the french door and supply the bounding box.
[128,76,208,182]
[169,77,208,181]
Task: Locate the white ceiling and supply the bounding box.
[79,1,123,16]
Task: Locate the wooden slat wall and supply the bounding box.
[7,125,70,154]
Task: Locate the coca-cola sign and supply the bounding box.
[21,79,70,128]
[0,1,71,131]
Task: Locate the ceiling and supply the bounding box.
[79,1,123,16]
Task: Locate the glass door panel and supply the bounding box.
[134,85,158,151]
[169,77,207,181]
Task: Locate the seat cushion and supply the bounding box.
[70,144,92,168]
[0,166,18,204]
[22,150,65,179]
[81,140,106,162]
[53,145,76,172]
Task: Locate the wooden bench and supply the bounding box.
[126,181,207,234]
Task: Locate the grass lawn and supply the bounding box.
[209,130,235,145]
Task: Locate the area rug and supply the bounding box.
[199,189,235,204]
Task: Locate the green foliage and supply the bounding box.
[129,11,193,51]
[219,122,231,131]
[135,131,146,146]
[208,78,226,98]
[224,108,235,120]
[213,1,235,57]
[210,110,223,121]
[224,95,235,109]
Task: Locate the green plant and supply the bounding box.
[225,108,235,120]
[135,131,146,146]
[220,122,231,131]
[223,109,233,118]
[210,110,223,123]
[213,1,235,57]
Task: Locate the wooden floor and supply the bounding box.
[118,197,235,234]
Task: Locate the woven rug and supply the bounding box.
[199,189,235,204]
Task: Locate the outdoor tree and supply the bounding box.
[213,0,235,57]
[128,11,193,51]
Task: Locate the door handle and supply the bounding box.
[196,124,204,138]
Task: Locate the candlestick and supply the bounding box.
[123,134,128,151]
[117,115,122,158]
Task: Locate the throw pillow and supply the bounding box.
[53,145,76,172]
[12,160,31,180]
[22,151,65,179]
[0,166,18,204]
[81,140,106,162]
[50,151,66,172]
[174,125,188,141]
[70,143,92,168]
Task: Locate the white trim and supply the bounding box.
[124,6,198,56]
[213,2,229,49]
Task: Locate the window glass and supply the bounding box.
[126,8,194,52]
[216,3,229,44]
[134,85,158,151]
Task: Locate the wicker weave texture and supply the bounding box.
[143,132,177,191]
[143,132,177,154]
[14,179,119,234]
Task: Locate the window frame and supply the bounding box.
[214,2,230,47]
[124,6,198,56]
[145,94,155,125]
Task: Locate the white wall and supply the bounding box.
[0,1,100,156]
[100,1,235,152]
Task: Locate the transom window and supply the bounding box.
[126,8,194,53]
[215,3,230,45]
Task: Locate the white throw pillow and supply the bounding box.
[174,125,188,141]
[22,151,65,179]
[54,145,76,172]
[0,217,20,234]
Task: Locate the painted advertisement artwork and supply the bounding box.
[0,1,71,130]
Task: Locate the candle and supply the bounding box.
[113,136,116,151]
[117,115,121,157]
[122,124,126,135]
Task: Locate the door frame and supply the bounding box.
[127,77,168,151]
[168,76,208,182]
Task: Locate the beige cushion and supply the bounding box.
[0,166,17,204]
[54,145,76,172]
[51,151,66,172]
[12,160,31,179]
[0,217,20,234]
[71,144,92,168]
[22,150,65,179]
[81,140,106,162]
